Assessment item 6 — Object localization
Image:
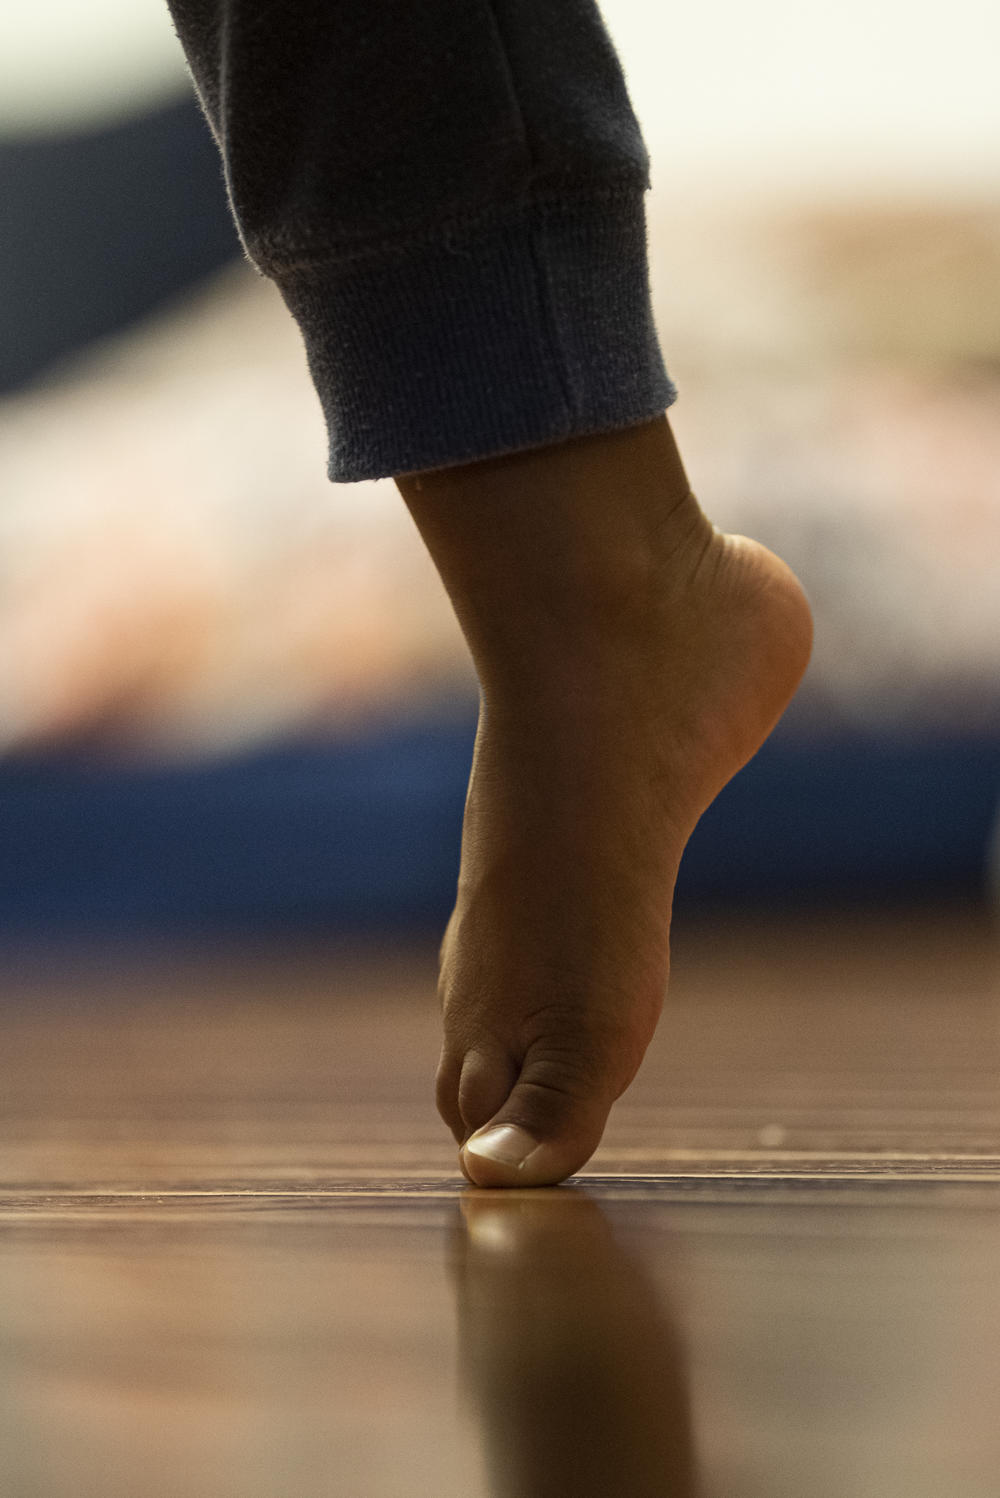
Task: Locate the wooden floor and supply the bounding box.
[0,902,997,1496]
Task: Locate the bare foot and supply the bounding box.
[396,416,813,1186]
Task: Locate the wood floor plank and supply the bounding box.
[0,903,997,1495]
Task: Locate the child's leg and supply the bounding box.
[164,1,813,1184]
[396,413,812,1186]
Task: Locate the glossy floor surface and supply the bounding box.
[1,903,998,1496]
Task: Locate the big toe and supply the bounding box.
[459,1043,617,1188]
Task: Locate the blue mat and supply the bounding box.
[0,713,997,935]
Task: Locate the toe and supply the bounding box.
[438,1044,518,1145]
[457,1048,518,1137]
[459,1039,616,1188]
[435,1052,465,1145]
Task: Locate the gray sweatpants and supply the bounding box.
[165,0,675,481]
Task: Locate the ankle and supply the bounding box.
[396,417,716,684]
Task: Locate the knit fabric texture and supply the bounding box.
[166,0,676,481]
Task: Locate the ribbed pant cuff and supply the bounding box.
[274,185,677,483]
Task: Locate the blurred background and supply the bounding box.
[1,0,999,937]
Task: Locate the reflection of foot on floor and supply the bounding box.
[398,415,814,1187]
[452,1191,697,1498]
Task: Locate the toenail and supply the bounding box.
[464,1124,537,1169]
